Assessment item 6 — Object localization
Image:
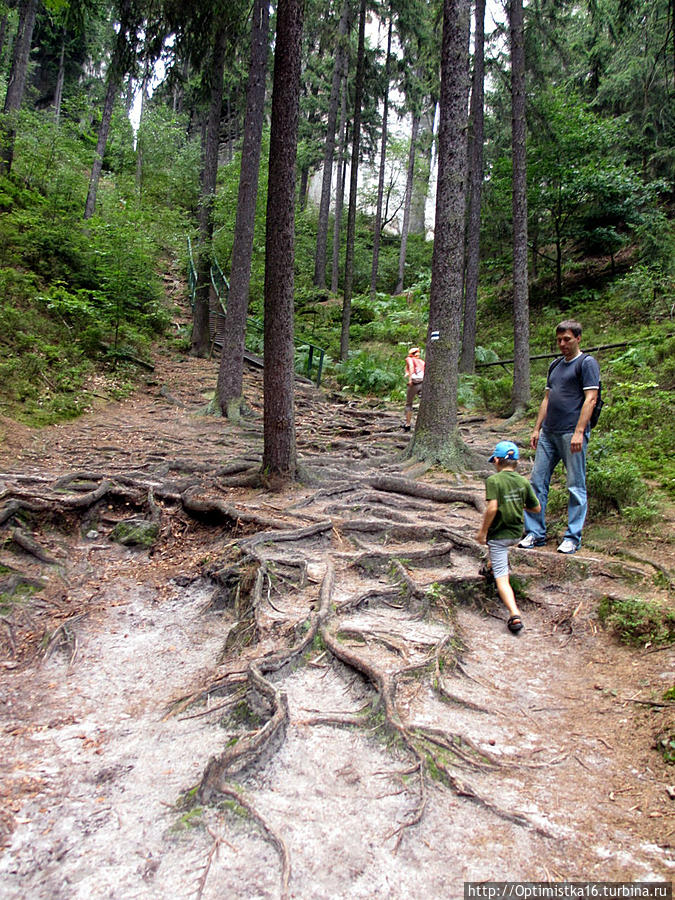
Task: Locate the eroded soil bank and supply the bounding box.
[0,353,673,899]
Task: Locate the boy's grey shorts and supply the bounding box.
[487,537,519,579]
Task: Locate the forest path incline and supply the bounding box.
[0,352,672,899]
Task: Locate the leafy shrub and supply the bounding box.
[347,291,428,347]
[474,373,512,416]
[457,375,480,410]
[597,596,675,646]
[134,106,201,212]
[599,381,674,492]
[335,350,401,397]
[586,453,647,514]
[474,345,500,365]
[620,501,660,529]
[543,483,567,521]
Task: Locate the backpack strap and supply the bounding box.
[547,356,563,385]
[575,352,601,390]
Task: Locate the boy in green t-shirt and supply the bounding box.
[476,441,541,634]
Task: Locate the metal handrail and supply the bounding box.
[187,238,326,386]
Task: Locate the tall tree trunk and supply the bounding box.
[459,0,486,374]
[412,0,470,466]
[217,0,269,417]
[394,111,420,295]
[509,0,530,414]
[409,101,435,235]
[331,67,348,294]
[83,76,118,218]
[340,0,366,361]
[298,165,309,210]
[84,0,134,220]
[0,14,8,68]
[191,22,228,357]
[134,54,151,195]
[262,0,304,479]
[1,0,39,174]
[531,214,538,279]
[314,0,351,289]
[173,56,189,113]
[555,224,562,300]
[369,11,392,300]
[53,26,66,124]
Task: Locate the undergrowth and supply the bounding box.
[597,596,675,646]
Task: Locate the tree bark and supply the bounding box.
[262,0,305,479]
[314,0,351,289]
[412,0,470,466]
[459,0,486,374]
[298,165,309,210]
[369,11,392,300]
[509,0,530,414]
[409,101,435,235]
[134,53,151,194]
[0,15,8,68]
[217,0,270,416]
[531,214,538,279]
[1,0,39,174]
[395,111,420,295]
[191,21,228,357]
[53,26,66,124]
[331,66,349,294]
[83,73,118,219]
[84,0,134,220]
[340,0,367,361]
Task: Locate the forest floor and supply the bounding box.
[0,344,673,900]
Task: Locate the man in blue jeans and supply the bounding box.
[519,320,600,554]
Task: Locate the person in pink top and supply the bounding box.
[403,346,425,431]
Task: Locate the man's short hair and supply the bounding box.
[556,320,582,337]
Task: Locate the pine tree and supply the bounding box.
[509,0,530,415]
[262,0,305,479]
[412,0,470,465]
[217,0,270,416]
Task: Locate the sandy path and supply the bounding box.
[0,354,673,899]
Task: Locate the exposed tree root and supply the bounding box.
[436,680,494,715]
[347,543,457,574]
[366,475,484,512]
[338,519,482,553]
[181,487,286,531]
[210,784,291,900]
[418,738,553,837]
[617,550,674,588]
[198,563,335,794]
[43,613,86,664]
[11,529,59,565]
[5,367,646,881]
[319,624,428,850]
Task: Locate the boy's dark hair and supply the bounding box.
[556,319,582,337]
[495,458,518,469]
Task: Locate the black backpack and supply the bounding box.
[548,353,603,428]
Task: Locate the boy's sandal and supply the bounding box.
[507,615,523,634]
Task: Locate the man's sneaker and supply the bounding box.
[518,533,545,549]
[557,538,577,554]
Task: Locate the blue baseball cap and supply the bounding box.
[489,440,519,462]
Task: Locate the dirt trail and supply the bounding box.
[0,353,673,899]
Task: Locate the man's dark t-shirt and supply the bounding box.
[544,353,600,434]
